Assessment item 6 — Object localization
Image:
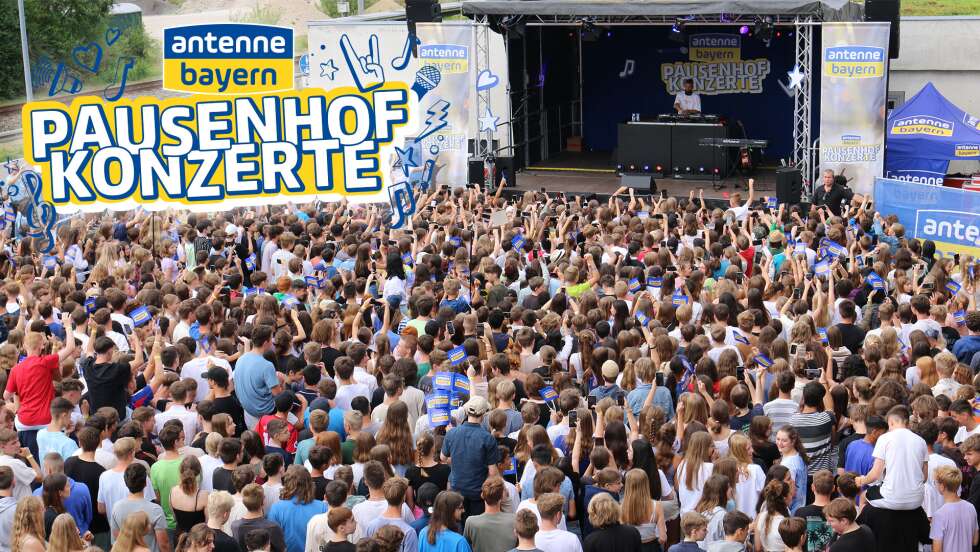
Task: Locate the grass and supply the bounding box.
[902,0,980,15]
[232,2,285,25]
[0,138,25,162]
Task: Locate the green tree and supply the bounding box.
[0,0,114,100]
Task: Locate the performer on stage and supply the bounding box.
[812,169,853,216]
[674,78,701,114]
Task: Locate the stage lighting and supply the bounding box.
[616,164,624,171]
[669,19,687,44]
[739,25,750,35]
[629,164,636,171]
[643,165,650,172]
[673,166,680,174]
[713,167,721,174]
[754,16,773,43]
[698,167,705,173]
[685,166,691,173]
[656,165,663,172]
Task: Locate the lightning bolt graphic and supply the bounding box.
[416,100,450,141]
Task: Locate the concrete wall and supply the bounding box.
[889,17,980,172]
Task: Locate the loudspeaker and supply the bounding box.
[776,167,803,205]
[865,0,900,59]
[406,0,441,23]
[468,160,484,185]
[469,158,517,187]
[620,174,657,195]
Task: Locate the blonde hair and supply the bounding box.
[936,351,957,377]
[934,465,962,493]
[11,496,45,552]
[112,511,149,552]
[47,514,84,552]
[207,490,234,519]
[620,468,653,525]
[728,433,753,478]
[680,432,714,491]
[588,493,622,529]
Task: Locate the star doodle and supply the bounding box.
[479,108,499,133]
[395,145,419,177]
[320,59,339,80]
[787,65,804,89]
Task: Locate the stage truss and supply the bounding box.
[467,11,819,190]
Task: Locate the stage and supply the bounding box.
[511,151,782,201]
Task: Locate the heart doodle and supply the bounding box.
[476,70,499,91]
[105,27,122,46]
[71,42,103,73]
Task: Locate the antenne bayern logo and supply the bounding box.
[163,23,294,95]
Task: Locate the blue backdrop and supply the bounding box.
[580,26,812,160]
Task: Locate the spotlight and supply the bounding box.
[669,19,688,44]
[616,164,624,171]
[673,166,680,174]
[739,25,750,35]
[629,164,636,171]
[643,165,650,172]
[713,167,721,174]
[685,166,691,173]
[698,167,705,173]
[754,16,773,43]
[656,164,663,172]
[607,31,613,38]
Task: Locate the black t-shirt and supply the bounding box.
[405,462,451,493]
[583,523,642,552]
[834,323,866,355]
[313,475,328,501]
[796,504,834,552]
[856,504,928,552]
[752,440,780,473]
[87,361,132,420]
[211,394,247,437]
[212,466,235,493]
[64,456,108,533]
[324,542,356,552]
[321,347,342,377]
[233,517,286,552]
[212,526,242,552]
[829,525,876,552]
[730,405,763,432]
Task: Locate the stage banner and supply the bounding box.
[820,22,890,197]
[874,177,980,259]
[660,33,771,95]
[307,22,474,189]
[884,156,949,186]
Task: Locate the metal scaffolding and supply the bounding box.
[793,17,815,200]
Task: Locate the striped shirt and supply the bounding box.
[763,398,799,440]
[788,411,837,473]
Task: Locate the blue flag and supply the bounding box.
[426,391,451,411]
[433,372,454,392]
[754,354,773,369]
[946,280,962,295]
[84,297,97,314]
[733,331,750,345]
[428,408,451,428]
[511,234,525,251]
[629,278,642,293]
[448,346,466,366]
[540,386,558,403]
[636,311,650,327]
[647,276,662,288]
[954,310,967,326]
[452,373,470,395]
[129,306,152,327]
[244,253,257,271]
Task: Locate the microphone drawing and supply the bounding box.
[411,65,442,99]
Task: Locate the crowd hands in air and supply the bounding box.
[0,174,976,552]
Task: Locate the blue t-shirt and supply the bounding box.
[781,453,808,514]
[327,408,346,440]
[33,478,92,534]
[418,528,472,552]
[441,422,502,499]
[843,439,875,476]
[36,428,79,462]
[366,517,418,552]
[268,497,327,552]
[952,335,980,364]
[233,352,279,418]
[627,384,675,421]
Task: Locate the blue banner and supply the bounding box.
[884,156,949,187]
[875,177,980,258]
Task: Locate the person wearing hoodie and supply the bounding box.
[706,511,752,552]
[0,465,18,552]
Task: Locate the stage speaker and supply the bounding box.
[406,0,441,23]
[620,174,657,195]
[469,158,517,187]
[468,160,484,185]
[776,167,803,205]
[865,0,900,59]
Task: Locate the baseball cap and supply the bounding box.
[463,396,490,417]
[601,360,619,380]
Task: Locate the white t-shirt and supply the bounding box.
[0,454,37,500]
[517,499,567,531]
[351,498,414,541]
[676,461,714,513]
[734,463,767,517]
[871,427,929,509]
[924,453,958,518]
[181,356,233,403]
[98,469,156,521]
[954,424,980,445]
[199,454,222,492]
[535,528,583,552]
[674,92,702,113]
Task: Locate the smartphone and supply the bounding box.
[660,240,668,249]
[855,255,864,268]
[446,321,456,335]
[954,253,961,264]
[660,189,668,199]
[736,365,745,381]
[568,409,578,428]
[476,323,485,335]
[789,343,800,357]
[805,368,821,379]
[666,265,677,273]
[735,272,744,285]
[655,372,665,386]
[616,395,626,407]
[923,281,935,291]
[587,395,597,408]
[753,250,764,265]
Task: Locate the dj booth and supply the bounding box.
[617,115,730,179]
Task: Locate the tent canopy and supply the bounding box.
[461,0,849,17]
[886,82,980,162]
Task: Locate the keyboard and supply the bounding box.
[699,138,768,148]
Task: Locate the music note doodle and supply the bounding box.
[103,57,135,101]
[619,59,635,78]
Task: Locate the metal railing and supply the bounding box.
[511,99,583,167]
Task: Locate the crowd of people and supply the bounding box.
[0,175,977,552]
